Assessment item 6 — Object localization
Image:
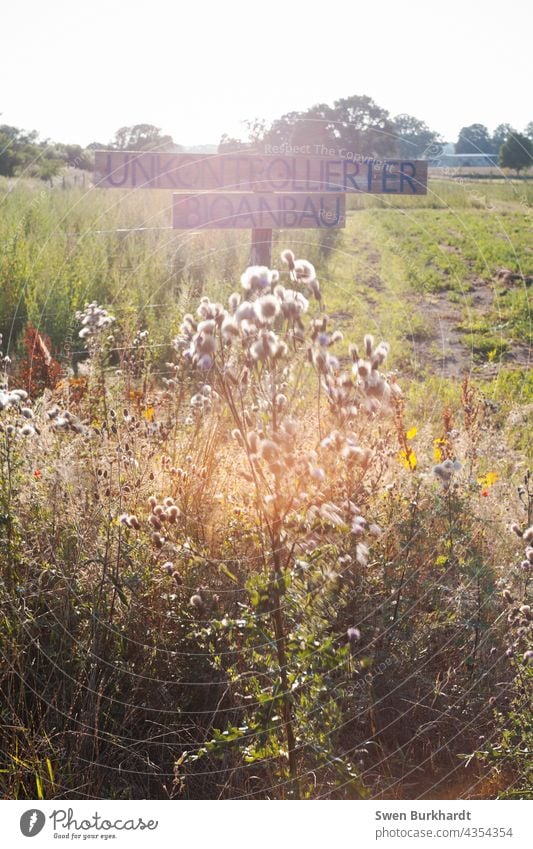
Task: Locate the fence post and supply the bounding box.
[250,228,272,267]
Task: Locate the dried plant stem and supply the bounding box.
[271,516,300,799]
[2,432,15,591]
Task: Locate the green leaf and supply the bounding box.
[219,564,238,583]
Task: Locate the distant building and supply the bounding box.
[426,145,498,168]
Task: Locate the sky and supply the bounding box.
[1,0,531,148]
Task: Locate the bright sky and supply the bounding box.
[1,0,530,147]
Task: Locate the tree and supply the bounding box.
[33,151,63,181]
[111,124,180,152]
[0,124,39,176]
[291,103,338,150]
[54,143,93,170]
[262,110,311,149]
[499,133,533,175]
[524,122,533,142]
[218,134,247,152]
[392,114,441,158]
[259,95,398,158]
[491,123,515,155]
[329,94,396,157]
[261,105,337,153]
[219,119,273,153]
[455,124,492,155]
[0,124,64,179]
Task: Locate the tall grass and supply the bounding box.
[0,239,531,799]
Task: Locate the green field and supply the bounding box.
[2,175,530,352]
[2,175,530,423]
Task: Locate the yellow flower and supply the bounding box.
[433,437,446,462]
[406,426,418,440]
[399,449,417,470]
[143,406,155,422]
[477,471,498,488]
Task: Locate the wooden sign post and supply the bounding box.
[95,150,428,264]
[251,229,272,267]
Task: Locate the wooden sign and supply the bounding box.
[94,149,428,262]
[172,193,346,229]
[95,151,428,195]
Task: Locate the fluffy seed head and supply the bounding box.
[347,627,361,643]
[151,532,164,548]
[228,292,241,312]
[293,259,316,282]
[254,294,280,323]
[433,463,453,481]
[281,249,295,270]
[349,344,359,363]
[241,266,278,294]
[523,526,533,543]
[357,360,371,379]
[307,278,321,300]
[260,440,280,464]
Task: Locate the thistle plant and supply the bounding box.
[0,335,37,590]
[173,251,400,796]
[75,302,115,348]
[75,302,115,413]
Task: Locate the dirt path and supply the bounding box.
[411,279,530,378]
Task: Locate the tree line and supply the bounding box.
[221,101,533,175]
[0,122,181,180]
[1,95,532,180]
[456,122,533,174]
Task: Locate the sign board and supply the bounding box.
[173,193,346,230]
[95,151,428,196]
[94,149,429,262]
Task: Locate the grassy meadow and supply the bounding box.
[0,173,531,800]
